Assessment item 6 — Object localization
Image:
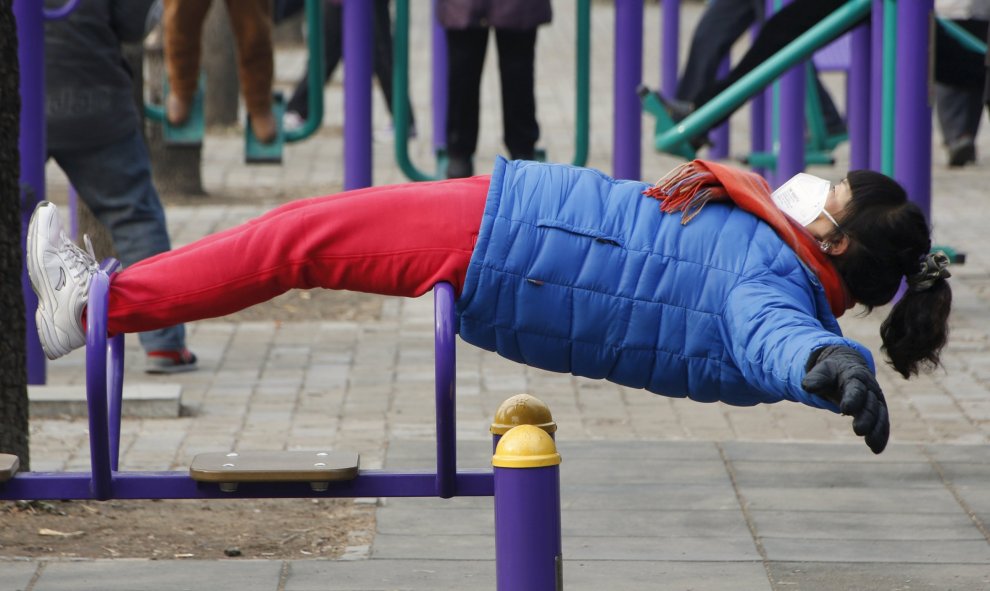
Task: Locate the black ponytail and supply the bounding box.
[831,170,952,379]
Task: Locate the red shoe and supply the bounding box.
[146,348,198,374]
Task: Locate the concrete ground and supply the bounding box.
[7,2,990,589]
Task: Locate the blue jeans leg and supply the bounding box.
[49,131,187,353]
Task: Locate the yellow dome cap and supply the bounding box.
[490,393,557,435]
[492,425,561,468]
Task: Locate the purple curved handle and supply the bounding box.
[86,269,112,499]
[434,282,456,498]
[44,0,81,20]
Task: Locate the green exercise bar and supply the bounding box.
[656,0,871,154]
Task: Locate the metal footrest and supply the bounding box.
[245,91,286,165]
[190,450,359,492]
[163,73,206,147]
[0,454,19,482]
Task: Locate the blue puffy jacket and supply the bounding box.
[456,158,874,411]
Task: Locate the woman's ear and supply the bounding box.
[828,234,850,256]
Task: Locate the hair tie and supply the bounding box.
[907,251,951,292]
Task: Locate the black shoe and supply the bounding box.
[446,155,473,178]
[947,136,976,168]
[657,95,696,123]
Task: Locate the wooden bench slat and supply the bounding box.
[189,451,359,483]
[0,454,19,482]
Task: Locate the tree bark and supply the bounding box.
[203,1,239,127]
[0,0,31,469]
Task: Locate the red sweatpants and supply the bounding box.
[107,177,491,335]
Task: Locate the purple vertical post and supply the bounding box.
[776,0,805,184]
[86,272,113,500]
[343,0,373,189]
[613,0,643,180]
[661,0,679,98]
[894,0,933,217]
[869,0,884,170]
[432,0,447,152]
[710,57,730,160]
[848,23,871,170]
[750,21,767,176]
[493,425,562,591]
[434,283,456,498]
[15,0,47,385]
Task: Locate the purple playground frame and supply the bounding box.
[0,276,562,589]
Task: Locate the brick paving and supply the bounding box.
[15,2,990,589]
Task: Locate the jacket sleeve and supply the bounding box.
[111,0,157,44]
[720,274,876,411]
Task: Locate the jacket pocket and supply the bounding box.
[536,219,624,247]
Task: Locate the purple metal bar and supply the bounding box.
[15,0,47,385]
[710,57,731,160]
[343,0,374,189]
[894,0,933,217]
[661,0,680,98]
[776,0,805,184]
[108,333,125,471]
[494,464,562,591]
[432,0,447,152]
[848,23,871,170]
[613,0,644,180]
[85,271,113,499]
[750,20,767,177]
[0,471,496,500]
[42,0,81,20]
[869,0,884,170]
[434,283,456,498]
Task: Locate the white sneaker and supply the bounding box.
[283,110,305,133]
[26,202,99,360]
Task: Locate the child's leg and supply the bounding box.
[163,0,212,104]
[223,0,275,119]
[107,177,491,334]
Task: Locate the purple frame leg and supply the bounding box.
[434,283,456,498]
[494,453,562,589]
[893,0,933,217]
[661,0,680,98]
[776,0,805,184]
[848,23,871,171]
[343,0,374,189]
[613,0,643,180]
[16,0,47,385]
[710,57,731,161]
[431,0,447,153]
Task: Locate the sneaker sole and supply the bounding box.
[26,203,76,360]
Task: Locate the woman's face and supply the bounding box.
[805,178,852,242]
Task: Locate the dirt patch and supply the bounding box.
[0,498,375,560]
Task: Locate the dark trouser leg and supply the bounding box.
[287,0,343,118]
[372,0,415,127]
[494,28,539,160]
[445,27,489,162]
[675,0,759,104]
[696,0,846,106]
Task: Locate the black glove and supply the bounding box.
[801,345,890,454]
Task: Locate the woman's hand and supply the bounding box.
[802,345,890,454]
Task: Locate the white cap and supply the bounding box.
[770,173,832,227]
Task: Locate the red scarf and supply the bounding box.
[642,160,853,317]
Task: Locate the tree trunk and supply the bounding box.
[146,1,240,197]
[203,1,239,127]
[146,34,205,196]
[0,0,30,469]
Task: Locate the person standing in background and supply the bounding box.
[44,0,197,373]
[437,0,552,178]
